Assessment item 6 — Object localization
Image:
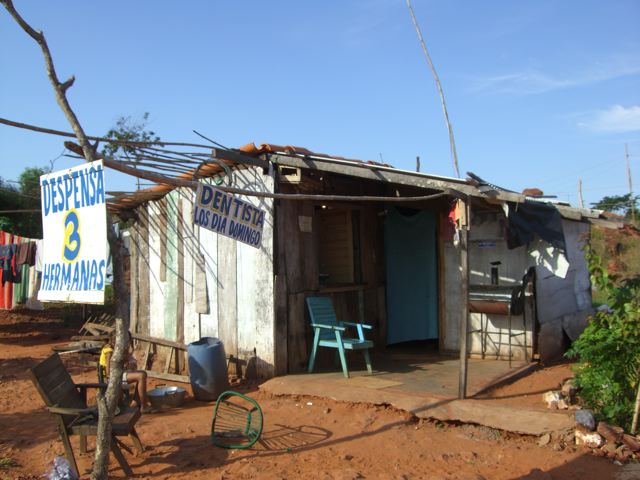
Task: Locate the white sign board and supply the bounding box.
[193,183,265,248]
[38,160,107,303]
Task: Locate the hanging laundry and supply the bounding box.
[35,239,44,272]
[0,244,20,285]
[15,241,37,266]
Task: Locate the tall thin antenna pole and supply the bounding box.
[578,178,584,208]
[406,0,460,178]
[626,143,635,223]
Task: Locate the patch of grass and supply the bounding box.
[0,457,18,468]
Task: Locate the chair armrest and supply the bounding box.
[342,322,372,341]
[48,406,98,416]
[311,323,346,332]
[76,382,108,389]
[342,322,373,330]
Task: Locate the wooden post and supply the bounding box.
[578,179,584,209]
[458,198,470,399]
[631,370,640,434]
[626,143,635,224]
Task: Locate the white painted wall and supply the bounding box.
[234,167,275,377]
[147,201,166,339]
[136,165,276,377]
[443,210,592,359]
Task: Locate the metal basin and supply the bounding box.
[147,386,186,409]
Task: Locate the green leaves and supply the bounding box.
[0,166,46,238]
[568,245,640,429]
[101,112,160,159]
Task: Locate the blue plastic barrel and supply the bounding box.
[187,337,229,401]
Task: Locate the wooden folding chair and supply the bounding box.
[30,353,143,477]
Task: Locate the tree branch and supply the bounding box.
[0,2,124,478]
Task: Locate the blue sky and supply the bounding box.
[1,0,638,207]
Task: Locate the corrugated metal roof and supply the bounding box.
[106,142,617,226]
[239,142,394,168]
[107,142,403,212]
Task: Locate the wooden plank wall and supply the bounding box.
[163,192,180,342]
[180,189,201,344]
[136,206,151,336]
[236,167,276,378]
[147,200,166,339]
[276,199,319,373]
[130,166,276,378]
[276,201,386,373]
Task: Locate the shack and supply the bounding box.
[109,143,614,379]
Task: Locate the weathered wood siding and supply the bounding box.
[275,201,385,374]
[130,166,276,378]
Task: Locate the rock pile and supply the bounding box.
[542,378,640,462]
[541,378,578,410]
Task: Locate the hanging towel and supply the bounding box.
[35,239,44,272]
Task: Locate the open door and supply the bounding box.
[384,207,438,345]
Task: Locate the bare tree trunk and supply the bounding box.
[0,1,128,478]
[93,223,129,479]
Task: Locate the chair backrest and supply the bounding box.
[306,296,340,338]
[30,353,87,427]
[211,390,263,449]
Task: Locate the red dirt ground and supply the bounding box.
[0,308,623,479]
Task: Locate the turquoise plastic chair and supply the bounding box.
[306,296,374,378]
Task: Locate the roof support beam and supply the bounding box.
[270,154,470,199]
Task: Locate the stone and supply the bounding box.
[564,431,575,444]
[615,445,632,462]
[539,321,569,364]
[575,428,603,448]
[622,434,640,452]
[561,379,577,399]
[538,433,551,447]
[602,443,618,458]
[575,409,596,431]
[542,391,562,408]
[597,422,624,444]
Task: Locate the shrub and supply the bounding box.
[567,246,640,430]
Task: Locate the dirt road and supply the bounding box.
[0,308,622,479]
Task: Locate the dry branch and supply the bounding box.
[0,115,213,148]
[102,156,449,204]
[0,2,126,478]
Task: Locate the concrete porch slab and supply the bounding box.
[260,357,574,436]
